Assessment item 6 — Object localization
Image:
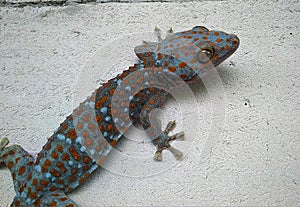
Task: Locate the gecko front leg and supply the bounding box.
[139,93,185,161]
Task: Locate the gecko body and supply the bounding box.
[0,26,239,206]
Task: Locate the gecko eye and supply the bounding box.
[197,48,214,63]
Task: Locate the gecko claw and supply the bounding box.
[152,121,184,161]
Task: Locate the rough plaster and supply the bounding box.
[0,0,299,206]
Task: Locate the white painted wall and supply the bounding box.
[0,1,299,206]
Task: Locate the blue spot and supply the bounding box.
[100,107,107,114]
[89,102,95,108]
[129,96,133,101]
[144,82,150,86]
[57,134,65,140]
[80,146,86,152]
[117,79,122,86]
[125,86,131,92]
[51,177,56,182]
[114,118,119,123]
[78,163,82,168]
[105,116,111,122]
[68,160,74,166]
[103,132,108,137]
[66,138,71,144]
[34,165,41,172]
[76,136,83,144]
[117,133,122,139]
[90,149,95,155]
[110,135,114,139]
[124,108,128,112]
[25,198,32,204]
[144,72,149,78]
[45,173,51,178]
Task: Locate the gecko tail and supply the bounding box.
[11,191,79,207]
[0,137,35,193]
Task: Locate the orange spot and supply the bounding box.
[56,179,64,185]
[66,204,75,207]
[129,102,135,108]
[194,37,199,41]
[18,166,26,175]
[121,78,129,86]
[99,125,104,132]
[149,99,155,105]
[51,151,58,159]
[83,114,91,122]
[97,156,106,165]
[110,140,117,147]
[169,66,176,72]
[9,150,15,155]
[83,165,90,171]
[226,38,230,42]
[69,175,76,182]
[111,108,118,116]
[179,62,187,68]
[15,157,20,163]
[79,172,91,184]
[89,123,95,131]
[202,36,208,40]
[175,53,180,59]
[216,38,222,43]
[49,186,57,192]
[59,197,68,201]
[180,74,187,79]
[119,91,125,97]
[107,124,114,132]
[71,168,78,174]
[214,32,220,36]
[77,122,83,130]
[120,101,126,108]
[66,128,77,140]
[44,143,51,151]
[157,53,163,60]
[50,169,61,177]
[40,179,48,187]
[56,162,66,173]
[163,61,169,67]
[109,88,115,95]
[60,122,68,131]
[83,156,91,164]
[57,145,63,152]
[15,200,20,206]
[32,179,38,185]
[49,201,57,207]
[184,51,189,57]
[62,153,70,161]
[82,130,89,137]
[96,145,102,152]
[69,147,81,161]
[95,115,102,123]
[85,137,94,148]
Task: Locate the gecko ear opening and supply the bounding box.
[134,42,159,67]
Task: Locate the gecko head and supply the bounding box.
[134,26,239,81]
[174,26,240,68]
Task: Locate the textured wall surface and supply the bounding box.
[0,0,299,206]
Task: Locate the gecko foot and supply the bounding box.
[152,121,185,161]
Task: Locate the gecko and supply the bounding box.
[0,26,239,207]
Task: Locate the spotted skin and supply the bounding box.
[0,26,239,206]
